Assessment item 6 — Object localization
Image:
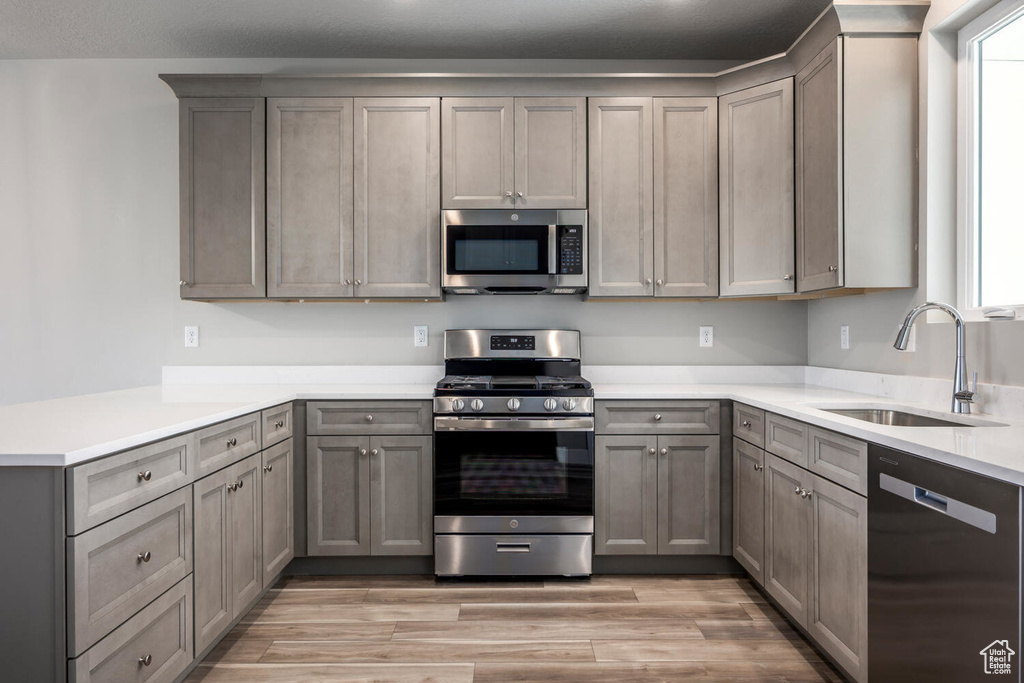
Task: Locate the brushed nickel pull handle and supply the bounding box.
[659,448,668,455]
[138,654,152,667]
[753,463,763,471]
[359,448,368,456]
[137,551,151,563]
[275,420,284,428]
[648,448,656,455]
[137,470,152,482]
[654,414,662,422]
[263,464,273,473]
[365,414,374,422]
[742,420,751,427]
[371,449,379,457]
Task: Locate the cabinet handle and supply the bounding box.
[137,470,152,482]
[365,414,374,422]
[371,449,380,457]
[654,414,662,422]
[275,420,284,429]
[227,437,237,448]
[263,464,273,473]
[648,448,656,455]
[742,420,751,428]
[359,448,368,456]
[138,654,152,667]
[659,448,668,455]
[137,551,151,563]
[828,265,838,272]
[782,274,792,281]
[753,463,763,471]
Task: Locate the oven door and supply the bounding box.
[433,417,594,523]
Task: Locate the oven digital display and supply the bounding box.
[490,335,535,351]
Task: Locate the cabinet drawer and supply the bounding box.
[596,401,720,435]
[733,404,765,447]
[67,434,193,535]
[307,401,432,435]
[808,427,868,495]
[68,576,193,683]
[262,403,294,448]
[195,413,261,478]
[67,488,193,656]
[765,413,809,468]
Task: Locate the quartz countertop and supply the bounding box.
[2,380,1023,488]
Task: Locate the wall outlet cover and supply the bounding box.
[840,325,850,350]
[184,326,199,348]
[699,326,713,348]
[414,325,428,347]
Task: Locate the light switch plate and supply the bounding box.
[699,326,713,348]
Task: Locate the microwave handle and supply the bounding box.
[549,224,559,275]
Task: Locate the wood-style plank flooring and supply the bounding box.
[186,575,844,682]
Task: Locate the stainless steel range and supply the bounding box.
[433,329,595,577]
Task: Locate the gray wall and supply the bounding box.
[0,57,806,406]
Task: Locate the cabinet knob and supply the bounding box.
[742,420,751,428]
[505,191,514,198]
[654,414,662,422]
[365,414,374,422]
[178,280,188,287]
[227,437,237,447]
[263,464,273,473]
[794,486,802,495]
[138,654,152,667]
[371,449,380,457]
[516,191,524,198]
[828,265,838,273]
[659,448,668,455]
[645,278,653,286]
[275,420,284,428]
[656,279,664,287]
[354,279,362,286]
[648,448,656,455]
[801,489,811,499]
[753,463,763,471]
[137,470,152,482]
[344,279,351,286]
[359,448,368,456]
[137,551,151,563]
[782,274,792,281]
[237,479,244,489]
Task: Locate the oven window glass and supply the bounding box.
[435,430,593,516]
[446,225,549,275]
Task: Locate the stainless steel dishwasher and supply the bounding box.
[869,444,1021,681]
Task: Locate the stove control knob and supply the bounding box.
[507,398,522,412]
[451,399,465,412]
[563,398,577,411]
[544,398,558,412]
[470,399,484,412]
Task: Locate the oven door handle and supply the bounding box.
[434,416,595,432]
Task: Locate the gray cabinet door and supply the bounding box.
[514,97,587,209]
[809,473,867,682]
[653,98,719,298]
[369,436,433,556]
[796,38,844,293]
[178,98,266,299]
[228,455,262,619]
[588,98,655,297]
[595,435,658,555]
[764,453,812,628]
[262,439,294,585]
[718,80,795,297]
[267,98,354,298]
[732,437,765,584]
[353,98,441,299]
[193,467,231,653]
[442,97,515,209]
[306,436,371,556]
[657,435,720,555]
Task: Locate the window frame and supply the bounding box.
[957,0,1024,321]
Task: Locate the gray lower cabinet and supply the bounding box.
[764,453,813,628]
[178,98,266,299]
[193,454,263,653]
[718,79,796,297]
[261,439,295,585]
[595,434,720,555]
[307,435,432,556]
[732,437,765,584]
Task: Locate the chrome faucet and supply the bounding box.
[894,302,976,414]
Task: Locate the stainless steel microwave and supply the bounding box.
[441,209,588,295]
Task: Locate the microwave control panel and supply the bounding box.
[558,225,584,275]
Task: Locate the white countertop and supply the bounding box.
[2,377,1024,488]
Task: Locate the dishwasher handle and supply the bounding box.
[914,487,948,514]
[879,472,997,534]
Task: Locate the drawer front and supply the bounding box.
[262,403,294,449]
[307,401,432,435]
[67,434,194,535]
[68,576,193,683]
[733,404,765,447]
[808,427,868,495]
[765,413,809,468]
[596,401,720,435]
[67,488,193,656]
[195,413,262,478]
[435,534,593,577]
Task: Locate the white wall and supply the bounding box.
[0,58,807,406]
[806,0,1024,388]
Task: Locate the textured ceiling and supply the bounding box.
[0,0,832,60]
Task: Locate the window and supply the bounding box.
[960,0,1024,315]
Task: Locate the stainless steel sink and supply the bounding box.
[820,408,969,428]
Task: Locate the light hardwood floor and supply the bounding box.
[186,575,844,682]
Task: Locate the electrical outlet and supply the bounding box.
[184,326,199,348]
[840,325,850,350]
[414,325,428,347]
[699,326,714,348]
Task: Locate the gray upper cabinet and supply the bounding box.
[514,97,587,209]
[595,435,659,555]
[442,97,515,208]
[306,436,371,556]
[718,80,795,297]
[267,98,354,298]
[369,436,433,556]
[442,97,585,210]
[178,98,266,299]
[261,438,295,584]
[657,435,720,554]
[653,98,719,298]
[353,98,441,299]
[588,98,655,297]
[795,35,918,293]
[795,40,843,293]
